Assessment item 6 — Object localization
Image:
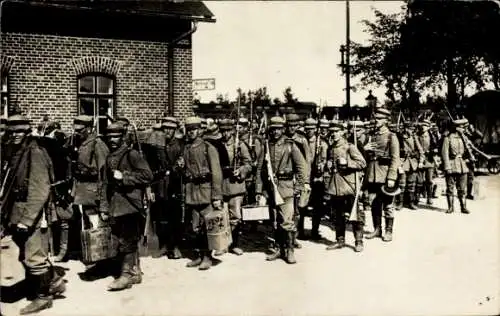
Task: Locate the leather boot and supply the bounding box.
[408,192,418,210]
[129,252,142,284]
[48,269,66,296]
[395,194,403,210]
[108,253,134,291]
[432,183,438,198]
[354,223,364,252]
[326,236,345,250]
[297,214,306,240]
[292,231,302,249]
[171,247,182,259]
[198,251,213,271]
[54,221,69,262]
[229,224,244,256]
[459,196,470,214]
[310,213,322,240]
[186,251,202,267]
[446,195,454,214]
[285,232,297,264]
[266,230,284,261]
[20,271,53,315]
[426,184,433,205]
[382,218,394,242]
[365,214,382,239]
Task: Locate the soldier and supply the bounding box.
[463,120,481,199]
[363,108,400,242]
[3,115,66,314]
[69,115,109,264]
[441,118,471,214]
[99,122,153,291]
[219,118,253,255]
[240,117,263,206]
[318,117,330,142]
[152,116,185,259]
[181,116,223,271]
[255,115,308,264]
[285,113,310,244]
[416,119,439,205]
[304,118,328,240]
[324,120,367,252]
[395,122,424,210]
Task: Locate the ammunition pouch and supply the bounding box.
[276,171,293,181]
[370,156,391,166]
[74,163,98,182]
[14,186,29,202]
[185,173,211,184]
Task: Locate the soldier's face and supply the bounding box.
[163,127,176,140]
[222,129,233,141]
[238,125,247,135]
[306,129,315,138]
[286,125,298,135]
[332,129,344,142]
[374,118,386,129]
[456,126,464,133]
[186,128,199,141]
[320,127,329,138]
[12,130,27,145]
[271,127,284,140]
[108,135,124,150]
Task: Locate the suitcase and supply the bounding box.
[79,206,117,265]
[241,205,270,221]
[205,207,232,251]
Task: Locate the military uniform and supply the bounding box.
[363,108,400,242]
[151,117,185,259]
[304,118,329,239]
[417,120,439,205]
[396,123,424,210]
[441,118,471,214]
[240,117,263,206]
[182,116,223,271]
[255,116,308,264]
[4,115,66,315]
[285,113,310,243]
[219,119,253,255]
[324,121,367,252]
[464,121,481,199]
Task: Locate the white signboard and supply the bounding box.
[193,78,216,91]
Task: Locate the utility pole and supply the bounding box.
[345,0,351,111]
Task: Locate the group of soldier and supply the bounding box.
[0,104,480,314]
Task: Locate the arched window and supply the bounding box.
[77,74,115,133]
[1,72,8,117]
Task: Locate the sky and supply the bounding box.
[192,1,405,107]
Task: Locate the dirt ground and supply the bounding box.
[1,175,499,316]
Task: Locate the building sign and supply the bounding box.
[193,78,215,91]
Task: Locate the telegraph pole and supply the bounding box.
[345,0,351,110]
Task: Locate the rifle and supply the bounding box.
[234,94,241,172]
[313,106,324,181]
[262,112,285,206]
[248,93,254,151]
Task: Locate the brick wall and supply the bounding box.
[2,33,193,131]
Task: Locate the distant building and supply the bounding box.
[1,0,215,131]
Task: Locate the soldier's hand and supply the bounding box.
[212,199,222,210]
[233,169,241,179]
[176,157,185,168]
[418,162,424,169]
[147,191,156,203]
[304,183,311,192]
[100,213,110,222]
[113,170,123,180]
[364,142,376,151]
[386,179,395,188]
[337,157,347,167]
[256,194,267,206]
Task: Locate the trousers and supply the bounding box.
[12,226,51,275]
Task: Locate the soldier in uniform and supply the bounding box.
[219,118,253,255]
[318,117,330,142]
[70,115,110,264]
[99,122,153,291]
[363,108,400,242]
[441,118,471,214]
[255,115,308,264]
[324,120,366,252]
[181,116,223,270]
[285,113,310,244]
[239,117,263,206]
[395,122,424,210]
[416,119,439,205]
[304,118,328,240]
[463,120,481,199]
[152,116,185,259]
[3,115,66,314]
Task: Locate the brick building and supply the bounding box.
[0,0,215,131]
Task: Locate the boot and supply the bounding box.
[382,218,394,242]
[54,221,69,262]
[292,231,302,249]
[266,230,284,261]
[107,253,134,291]
[20,271,53,315]
[186,252,202,267]
[426,184,433,205]
[432,184,438,198]
[310,214,322,240]
[446,195,454,214]
[297,215,306,240]
[198,251,213,271]
[285,232,297,264]
[229,224,244,256]
[459,196,470,214]
[48,269,66,296]
[395,194,403,210]
[129,252,142,284]
[365,214,382,239]
[354,223,364,252]
[408,192,418,210]
[171,247,182,259]
[326,237,345,250]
